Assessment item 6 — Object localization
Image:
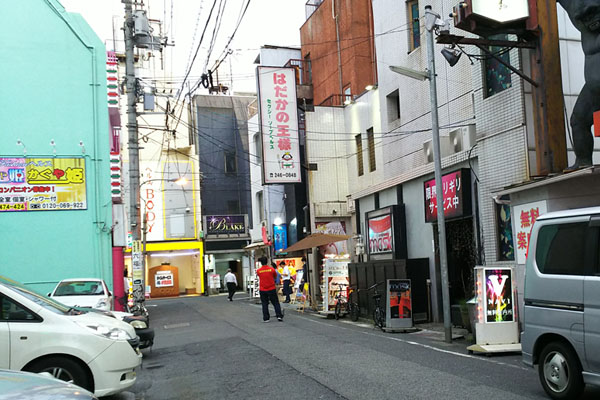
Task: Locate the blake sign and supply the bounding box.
[424,169,471,222]
[206,215,246,236]
[257,66,301,184]
[368,214,393,255]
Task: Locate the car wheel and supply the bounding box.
[27,356,92,392]
[538,341,584,400]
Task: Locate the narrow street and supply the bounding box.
[109,295,600,400]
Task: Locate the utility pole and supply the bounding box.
[425,5,452,343]
[124,0,144,305]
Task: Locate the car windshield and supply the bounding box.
[54,281,105,296]
[0,279,72,315]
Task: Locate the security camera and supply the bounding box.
[185,207,191,213]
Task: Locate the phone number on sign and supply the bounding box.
[29,202,86,210]
[0,203,26,211]
[270,173,297,178]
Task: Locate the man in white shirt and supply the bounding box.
[224,269,238,301]
[280,261,291,303]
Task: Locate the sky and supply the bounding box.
[59,0,308,94]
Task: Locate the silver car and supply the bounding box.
[0,369,97,399]
[522,206,600,399]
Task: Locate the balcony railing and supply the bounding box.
[284,59,312,86]
[318,94,353,107]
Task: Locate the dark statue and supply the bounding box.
[558,0,600,168]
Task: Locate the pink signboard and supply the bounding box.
[423,169,471,223]
[368,214,393,255]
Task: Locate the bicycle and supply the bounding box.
[347,285,360,322]
[368,282,385,330]
[334,283,348,320]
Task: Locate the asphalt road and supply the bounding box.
[106,294,600,400]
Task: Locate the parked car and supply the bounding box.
[0,369,97,400]
[522,206,600,399]
[49,278,155,349]
[48,279,112,311]
[0,276,142,397]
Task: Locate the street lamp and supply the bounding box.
[389,5,453,343]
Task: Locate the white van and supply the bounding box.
[522,206,600,399]
[0,276,142,397]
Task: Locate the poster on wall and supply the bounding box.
[315,221,348,256]
[209,274,221,289]
[257,66,301,184]
[423,169,472,222]
[323,258,349,312]
[155,271,174,287]
[0,157,86,212]
[513,201,547,264]
[484,268,514,323]
[368,214,393,256]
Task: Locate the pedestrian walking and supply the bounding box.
[280,261,291,303]
[224,269,237,301]
[257,257,283,322]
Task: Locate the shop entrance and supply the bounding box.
[211,252,243,292]
[434,217,477,305]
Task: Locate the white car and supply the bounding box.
[0,276,142,397]
[49,279,112,311]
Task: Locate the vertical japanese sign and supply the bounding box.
[424,169,471,222]
[257,66,301,184]
[484,268,514,323]
[0,158,86,212]
[324,258,349,312]
[368,214,393,255]
[140,164,164,241]
[513,201,547,264]
[131,240,144,301]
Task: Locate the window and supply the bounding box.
[367,128,376,172]
[54,280,106,296]
[535,223,587,276]
[256,191,265,222]
[496,203,515,261]
[386,89,400,122]
[407,0,420,51]
[224,152,237,174]
[484,34,512,97]
[344,86,352,104]
[355,134,364,176]
[0,296,38,321]
[254,133,262,164]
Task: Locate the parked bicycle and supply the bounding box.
[368,282,385,329]
[334,284,361,322]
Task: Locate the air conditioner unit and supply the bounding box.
[449,125,476,153]
[423,137,453,163]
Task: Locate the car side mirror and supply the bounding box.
[108,291,112,297]
[47,293,51,297]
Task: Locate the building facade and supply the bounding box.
[0,1,112,295]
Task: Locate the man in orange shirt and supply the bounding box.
[257,256,283,322]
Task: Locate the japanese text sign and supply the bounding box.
[257,67,301,184]
[155,271,174,287]
[368,213,393,255]
[0,158,86,212]
[484,268,514,323]
[513,201,547,264]
[424,169,471,222]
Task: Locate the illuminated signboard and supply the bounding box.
[257,66,301,184]
[423,169,471,223]
[388,279,412,320]
[368,214,393,256]
[206,215,247,235]
[484,268,514,323]
[273,224,288,253]
[0,157,86,212]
